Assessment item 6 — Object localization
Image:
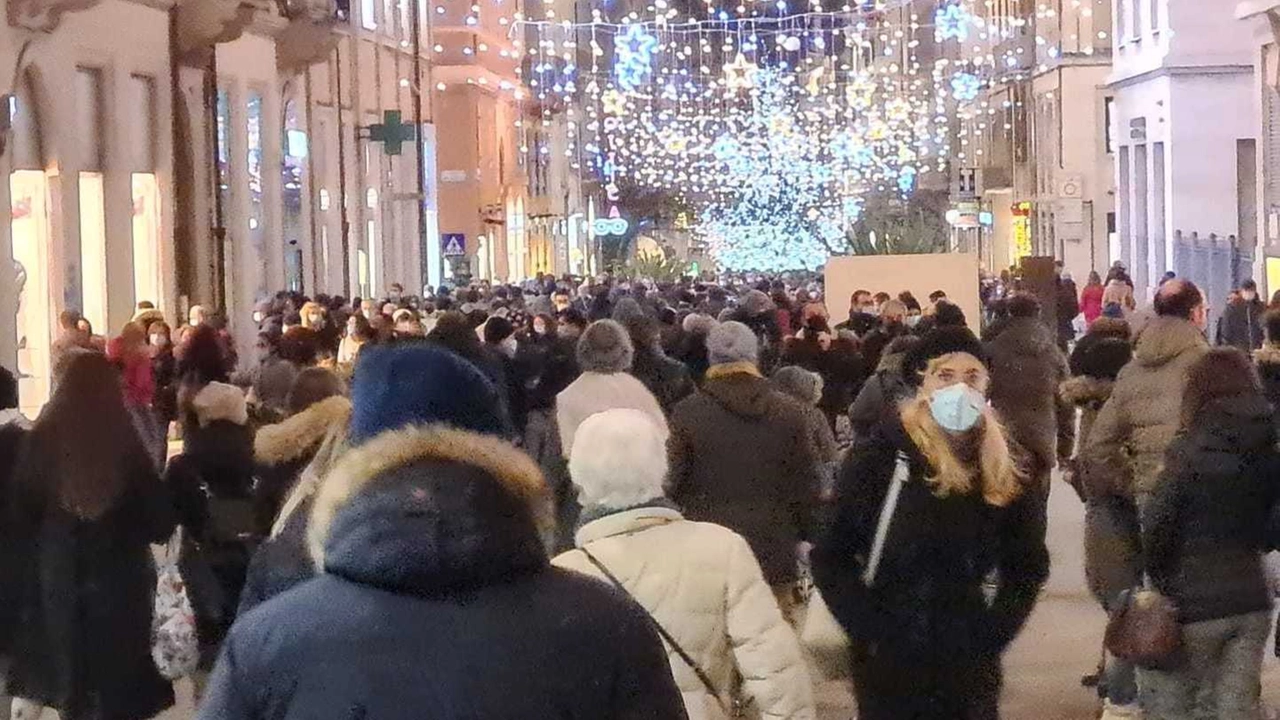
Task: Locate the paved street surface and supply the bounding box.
[18,480,1280,720]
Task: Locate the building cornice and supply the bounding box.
[1106,63,1255,91]
[1238,0,1280,19]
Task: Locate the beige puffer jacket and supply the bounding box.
[553,507,815,720]
[1083,315,1208,497]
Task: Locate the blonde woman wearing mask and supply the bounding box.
[813,327,1050,720]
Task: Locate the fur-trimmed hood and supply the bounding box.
[309,426,551,596]
[1059,375,1114,408]
[1254,344,1280,367]
[254,396,352,467]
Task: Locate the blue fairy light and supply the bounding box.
[935,2,971,42]
[614,24,659,91]
[950,72,981,102]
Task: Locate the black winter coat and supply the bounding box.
[1145,396,1280,624]
[782,328,868,421]
[0,416,28,657]
[1217,298,1266,351]
[8,451,176,720]
[167,420,258,665]
[984,318,1073,476]
[813,416,1049,662]
[668,370,821,584]
[1255,345,1280,413]
[632,345,696,413]
[199,426,686,720]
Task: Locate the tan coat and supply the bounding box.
[1083,316,1208,497]
[554,507,816,720]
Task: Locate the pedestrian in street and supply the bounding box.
[1057,269,1081,350]
[0,365,29,667]
[1141,348,1280,720]
[619,312,696,413]
[812,339,1050,720]
[554,409,817,720]
[7,352,176,720]
[847,334,921,442]
[177,323,232,432]
[1080,271,1106,326]
[166,381,256,672]
[1084,280,1210,515]
[674,313,716,386]
[198,344,687,720]
[782,303,867,430]
[668,321,821,621]
[1062,310,1139,716]
[555,319,667,457]
[251,367,347,535]
[337,312,372,366]
[1253,309,1280,410]
[984,294,1073,513]
[237,379,353,616]
[860,299,910,372]
[836,289,879,338]
[149,320,178,448]
[1101,279,1136,317]
[772,366,840,468]
[107,320,162,467]
[1217,279,1266,351]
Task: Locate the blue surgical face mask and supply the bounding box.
[929,383,985,433]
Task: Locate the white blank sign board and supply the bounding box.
[825,253,982,335]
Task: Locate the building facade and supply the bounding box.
[1108,0,1255,305]
[1,0,529,411]
[958,0,1114,284]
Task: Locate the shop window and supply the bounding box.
[131,174,162,309]
[79,172,108,335]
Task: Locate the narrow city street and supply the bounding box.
[37,480,1241,720]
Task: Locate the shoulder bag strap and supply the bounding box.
[862,451,912,588]
[579,545,731,715]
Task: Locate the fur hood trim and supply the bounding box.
[308,425,549,566]
[1255,345,1280,366]
[254,396,352,466]
[1059,376,1114,407]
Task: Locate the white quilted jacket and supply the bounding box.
[553,507,816,720]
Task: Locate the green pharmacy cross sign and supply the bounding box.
[365,110,417,156]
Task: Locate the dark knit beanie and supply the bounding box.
[349,344,508,444]
[901,326,987,386]
[483,316,515,345]
[0,365,16,411]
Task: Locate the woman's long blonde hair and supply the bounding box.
[901,355,1024,507]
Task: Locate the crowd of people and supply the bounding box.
[0,266,1278,720]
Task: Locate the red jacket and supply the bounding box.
[1080,284,1105,325]
[107,338,155,409]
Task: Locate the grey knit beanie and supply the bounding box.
[707,321,758,366]
[772,366,823,406]
[577,319,634,373]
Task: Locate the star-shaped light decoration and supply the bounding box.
[935,2,972,42]
[614,24,658,91]
[950,72,981,102]
[601,89,627,115]
[723,53,760,91]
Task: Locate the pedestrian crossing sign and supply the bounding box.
[442,233,466,256]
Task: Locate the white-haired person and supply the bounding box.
[812,327,1050,720]
[554,408,816,720]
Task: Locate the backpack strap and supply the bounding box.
[862,451,912,588]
